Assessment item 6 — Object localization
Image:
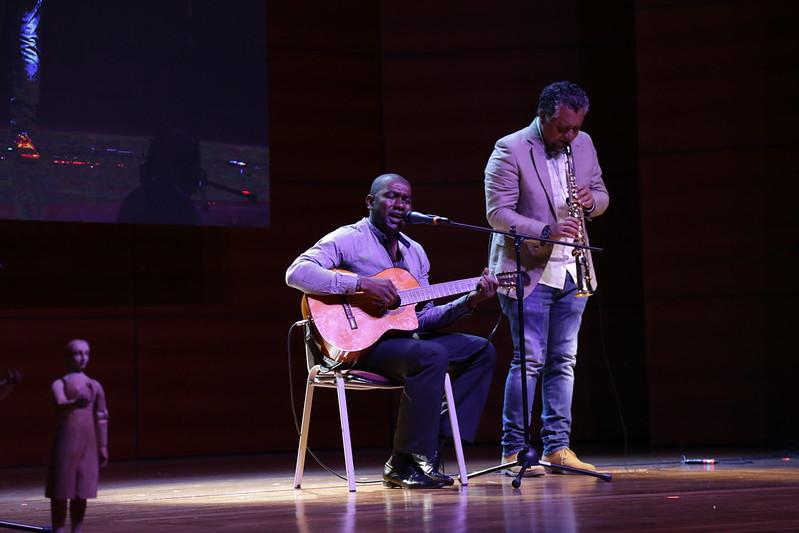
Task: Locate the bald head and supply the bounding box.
[369,173,409,196]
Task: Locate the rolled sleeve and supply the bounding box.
[286,228,360,295]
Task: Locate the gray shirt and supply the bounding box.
[285,217,472,332]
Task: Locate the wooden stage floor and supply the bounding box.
[1,447,797,532]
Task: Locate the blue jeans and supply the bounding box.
[499,272,587,457]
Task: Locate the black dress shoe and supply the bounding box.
[383,453,446,489]
[412,451,455,486]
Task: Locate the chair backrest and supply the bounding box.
[302,322,322,372]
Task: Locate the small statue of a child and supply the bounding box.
[45,339,109,533]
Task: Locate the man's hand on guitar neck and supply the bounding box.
[358,275,400,307]
[466,268,499,310]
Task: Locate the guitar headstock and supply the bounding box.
[496,271,531,288]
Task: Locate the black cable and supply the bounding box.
[483,307,505,347]
[593,289,630,470]
[286,320,382,485]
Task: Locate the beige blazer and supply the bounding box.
[484,117,609,299]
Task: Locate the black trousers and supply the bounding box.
[359,332,496,456]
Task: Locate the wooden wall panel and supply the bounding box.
[135,317,273,457]
[637,0,798,444]
[639,150,769,297]
[646,298,768,444]
[380,1,581,185]
[380,51,582,184]
[637,0,798,154]
[0,221,135,309]
[380,2,579,52]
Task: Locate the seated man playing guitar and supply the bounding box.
[286,173,499,489]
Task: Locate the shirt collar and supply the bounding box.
[364,217,411,249]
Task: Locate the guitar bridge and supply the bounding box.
[340,296,358,330]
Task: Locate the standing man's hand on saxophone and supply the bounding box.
[548,185,595,240]
[574,185,596,211]
[550,218,581,240]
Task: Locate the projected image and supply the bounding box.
[0,2,268,227]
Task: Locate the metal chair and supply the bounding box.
[293,323,468,492]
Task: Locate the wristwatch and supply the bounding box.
[540,225,552,240]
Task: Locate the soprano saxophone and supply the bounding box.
[564,144,594,297]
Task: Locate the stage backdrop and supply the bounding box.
[636,0,798,446]
[1,0,796,468]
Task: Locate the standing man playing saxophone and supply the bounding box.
[484,81,609,476]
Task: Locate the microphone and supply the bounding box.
[403,211,451,225]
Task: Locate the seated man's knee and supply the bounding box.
[413,345,449,373]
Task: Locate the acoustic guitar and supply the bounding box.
[301,267,524,364]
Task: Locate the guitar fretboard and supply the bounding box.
[398,277,482,306]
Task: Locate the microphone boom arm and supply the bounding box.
[405,212,602,252]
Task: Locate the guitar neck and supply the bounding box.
[399,277,481,306]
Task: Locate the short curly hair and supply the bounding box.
[536,81,589,120]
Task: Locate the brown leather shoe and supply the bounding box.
[542,448,596,473]
[501,452,545,477]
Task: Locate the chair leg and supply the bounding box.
[335,372,357,492]
[444,373,468,486]
[293,378,316,489]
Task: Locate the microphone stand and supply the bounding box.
[0,519,51,532]
[419,216,612,487]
